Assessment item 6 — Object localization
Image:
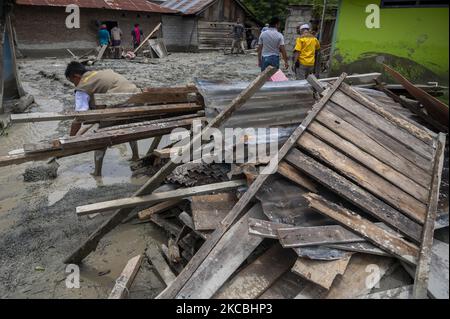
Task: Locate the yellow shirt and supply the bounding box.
[294,35,320,66]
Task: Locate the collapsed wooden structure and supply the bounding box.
[1,67,448,299]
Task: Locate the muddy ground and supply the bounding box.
[0,52,265,298]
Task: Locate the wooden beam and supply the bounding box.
[156,73,349,299]
[10,103,202,123]
[138,199,183,220]
[63,66,278,265]
[191,193,238,231]
[304,193,419,265]
[76,180,246,216]
[413,133,447,299]
[108,255,143,299]
[248,218,291,239]
[133,22,162,54]
[145,243,176,286]
[358,285,413,299]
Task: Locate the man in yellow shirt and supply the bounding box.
[293,24,320,80]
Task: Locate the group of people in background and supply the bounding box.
[257,17,320,79]
[97,23,144,59]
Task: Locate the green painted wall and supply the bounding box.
[330,0,449,84]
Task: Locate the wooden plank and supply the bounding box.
[304,193,419,265]
[138,199,183,221]
[307,121,429,203]
[175,204,266,299]
[58,117,202,151]
[150,215,182,237]
[278,225,364,248]
[358,285,413,299]
[178,212,209,240]
[316,107,431,188]
[64,67,278,265]
[145,243,176,286]
[330,90,433,161]
[108,255,143,299]
[291,254,352,290]
[76,180,246,216]
[298,134,427,224]
[277,161,318,193]
[248,218,291,239]
[156,74,349,299]
[214,244,297,299]
[96,45,107,61]
[327,102,432,172]
[134,22,162,54]
[413,133,446,299]
[10,103,202,123]
[338,82,435,145]
[191,193,238,231]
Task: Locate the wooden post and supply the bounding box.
[64,66,277,264]
[413,133,447,298]
[156,73,348,299]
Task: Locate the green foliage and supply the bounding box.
[242,0,339,26]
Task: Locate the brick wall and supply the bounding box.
[12,5,161,56]
[162,15,198,52]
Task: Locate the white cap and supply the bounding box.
[300,23,310,30]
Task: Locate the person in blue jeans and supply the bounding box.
[257,17,289,72]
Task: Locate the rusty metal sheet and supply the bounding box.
[15,0,178,13]
[384,64,449,127]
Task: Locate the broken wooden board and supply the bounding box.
[304,193,419,265]
[248,218,291,239]
[291,254,352,290]
[278,224,365,248]
[77,180,246,216]
[295,254,395,299]
[413,133,447,299]
[174,204,266,299]
[214,244,297,299]
[10,103,202,123]
[191,193,238,231]
[138,199,183,221]
[384,64,449,127]
[145,243,176,286]
[285,149,422,242]
[96,45,108,61]
[108,254,143,299]
[277,161,318,193]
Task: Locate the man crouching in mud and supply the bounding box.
[64,61,141,177]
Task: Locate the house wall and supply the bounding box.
[12,5,161,56]
[330,0,449,85]
[284,5,314,57]
[161,14,198,52]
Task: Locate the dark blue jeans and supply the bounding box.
[261,55,280,72]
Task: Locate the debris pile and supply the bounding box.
[1,66,448,300]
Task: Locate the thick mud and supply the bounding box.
[0,52,264,298]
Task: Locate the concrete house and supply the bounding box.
[12,0,177,56]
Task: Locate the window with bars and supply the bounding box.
[381,0,449,8]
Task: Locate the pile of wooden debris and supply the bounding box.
[1,66,448,300]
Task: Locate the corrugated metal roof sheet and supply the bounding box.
[161,0,215,15]
[15,0,178,13]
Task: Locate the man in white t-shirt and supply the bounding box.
[257,17,289,72]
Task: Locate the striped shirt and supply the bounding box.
[258,28,285,57]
